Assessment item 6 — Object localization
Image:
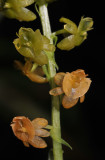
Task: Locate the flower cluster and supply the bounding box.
[57,17,93,50]
[0,0,36,21]
[13,27,55,65]
[49,69,91,109]
[11,116,50,148]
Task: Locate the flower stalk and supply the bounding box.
[39,3,63,160]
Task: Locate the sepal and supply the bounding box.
[0,0,36,21]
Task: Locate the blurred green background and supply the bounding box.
[0,0,104,160]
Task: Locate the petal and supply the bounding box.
[18,27,35,45]
[78,17,93,33]
[49,87,64,96]
[25,71,48,83]
[80,95,85,103]
[13,39,34,59]
[29,136,47,148]
[64,24,77,35]
[35,129,50,137]
[62,95,79,109]
[11,116,35,141]
[71,69,86,81]
[62,72,73,96]
[72,78,91,99]
[32,118,48,129]
[11,122,29,142]
[23,61,32,73]
[54,72,65,86]
[23,141,30,147]
[33,29,42,44]
[70,69,86,88]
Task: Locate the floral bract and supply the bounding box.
[13,28,55,65]
[57,17,93,50]
[0,0,36,21]
[11,116,50,148]
[49,69,91,109]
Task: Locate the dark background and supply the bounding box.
[0,0,104,160]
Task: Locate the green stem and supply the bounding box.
[39,3,63,160]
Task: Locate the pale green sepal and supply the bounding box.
[60,17,77,34]
[57,35,75,51]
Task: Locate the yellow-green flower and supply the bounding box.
[0,0,36,21]
[57,17,93,51]
[13,27,55,65]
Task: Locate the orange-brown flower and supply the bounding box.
[49,69,91,109]
[11,116,50,148]
[14,60,48,83]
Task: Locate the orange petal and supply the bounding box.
[25,71,48,83]
[23,60,32,73]
[80,95,85,103]
[62,95,79,109]
[70,69,86,87]
[11,116,35,142]
[35,129,50,137]
[54,72,65,86]
[49,87,64,96]
[23,141,30,147]
[32,118,48,129]
[29,136,47,148]
[71,69,86,79]
[72,78,91,99]
[62,72,73,96]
